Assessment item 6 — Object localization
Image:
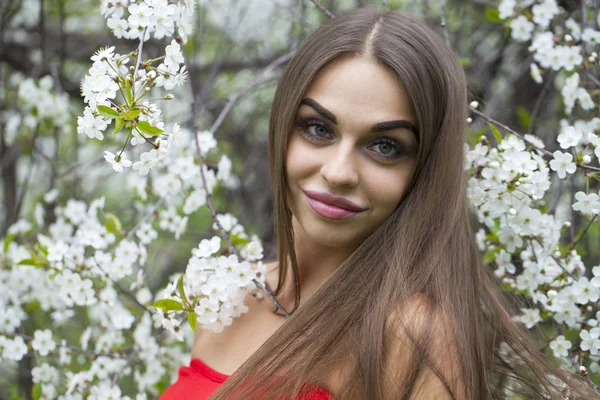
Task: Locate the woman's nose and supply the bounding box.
[319,144,359,188]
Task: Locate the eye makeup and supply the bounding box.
[299,97,419,142]
[295,116,412,163]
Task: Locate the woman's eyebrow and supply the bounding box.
[299,97,418,137]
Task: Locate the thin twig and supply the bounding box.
[528,71,555,136]
[184,51,290,317]
[111,348,138,386]
[310,0,335,19]
[131,28,148,100]
[209,50,295,135]
[0,331,128,359]
[569,176,576,242]
[438,0,450,48]
[15,125,41,218]
[531,237,576,280]
[567,214,598,252]
[91,256,152,315]
[469,107,600,172]
[124,196,167,241]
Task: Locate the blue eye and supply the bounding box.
[368,138,408,160]
[296,117,332,140]
[295,117,409,163]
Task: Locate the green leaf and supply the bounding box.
[177,274,189,308]
[188,312,197,333]
[487,122,503,145]
[97,105,119,119]
[122,109,141,121]
[516,106,531,129]
[153,298,184,311]
[32,383,42,400]
[484,8,502,23]
[125,79,133,105]
[18,259,38,266]
[483,248,500,264]
[113,117,125,135]
[25,300,41,312]
[3,233,16,253]
[104,213,122,234]
[136,121,164,136]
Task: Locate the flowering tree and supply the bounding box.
[1,0,600,398]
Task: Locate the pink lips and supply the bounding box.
[302,190,366,220]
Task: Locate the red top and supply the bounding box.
[159,358,333,400]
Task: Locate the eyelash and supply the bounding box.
[295,117,408,162]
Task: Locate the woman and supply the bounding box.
[162,7,599,400]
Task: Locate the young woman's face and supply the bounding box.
[286,55,419,248]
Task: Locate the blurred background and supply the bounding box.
[2,0,600,396]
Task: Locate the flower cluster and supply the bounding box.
[464,0,600,376]
[101,0,195,43]
[155,237,266,337]
[77,42,187,174]
[0,75,71,146]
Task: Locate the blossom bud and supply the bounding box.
[580,366,588,376]
[588,56,596,62]
[466,117,472,123]
[583,154,591,164]
[515,181,521,186]
[508,208,516,215]
[547,290,557,298]
[565,34,573,42]
[470,101,479,108]
[164,94,174,100]
[563,221,571,228]
[593,52,598,57]
[147,70,157,79]
[553,250,561,257]
[145,87,151,92]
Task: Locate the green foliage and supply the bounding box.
[484,8,502,23]
[483,247,500,264]
[97,105,119,119]
[188,312,197,333]
[4,233,16,253]
[113,117,125,134]
[177,275,189,308]
[136,121,164,136]
[153,299,184,311]
[516,106,531,129]
[32,383,42,400]
[488,122,503,145]
[104,213,123,234]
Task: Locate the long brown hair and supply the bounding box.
[209,8,599,399]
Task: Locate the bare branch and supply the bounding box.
[310,0,335,19]
[438,0,450,48]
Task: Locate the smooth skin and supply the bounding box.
[191,56,465,398]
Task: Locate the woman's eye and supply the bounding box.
[368,138,407,161]
[296,117,332,141]
[295,116,408,163]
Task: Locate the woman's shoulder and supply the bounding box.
[384,295,465,399]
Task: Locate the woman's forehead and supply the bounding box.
[300,56,416,128]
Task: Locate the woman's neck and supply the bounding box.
[271,216,358,310]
